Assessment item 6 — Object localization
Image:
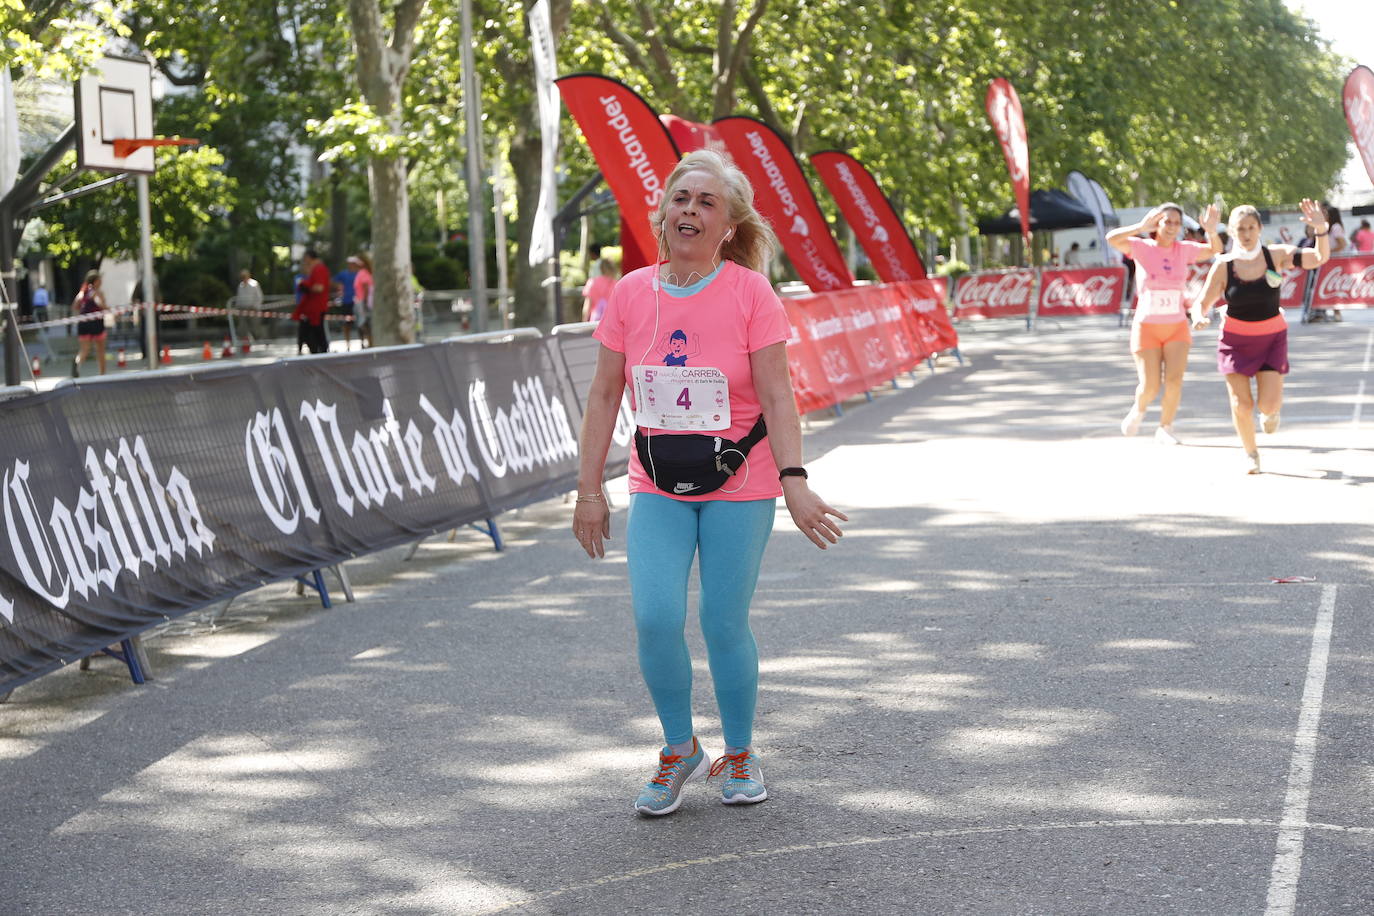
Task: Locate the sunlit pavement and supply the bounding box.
[2,314,1371,914]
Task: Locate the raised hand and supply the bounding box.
[1298,198,1327,233]
[1200,203,1220,233]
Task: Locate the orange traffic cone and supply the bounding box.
[221,335,233,358]
[201,341,212,360]
[241,334,253,354]
[160,345,172,365]
[30,356,40,378]
[117,347,127,368]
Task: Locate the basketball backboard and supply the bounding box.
[75,55,155,175]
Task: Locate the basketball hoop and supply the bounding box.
[112,137,198,159]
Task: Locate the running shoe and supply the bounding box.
[710,749,768,805]
[634,737,708,816]
[1120,408,1143,437]
[1154,425,1181,445]
[1260,412,1280,434]
[1247,451,1261,475]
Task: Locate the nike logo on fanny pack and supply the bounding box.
[673,482,699,494]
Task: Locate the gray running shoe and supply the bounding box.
[634,737,708,816]
[711,749,768,805]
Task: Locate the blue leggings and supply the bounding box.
[626,493,775,749]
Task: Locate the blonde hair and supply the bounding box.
[649,149,776,273]
[1227,205,1262,235]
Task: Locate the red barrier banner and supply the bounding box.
[781,308,838,415]
[891,279,954,354]
[712,116,854,292]
[809,151,927,281]
[953,268,1035,319]
[1343,65,1374,186]
[985,78,1031,245]
[1184,262,1211,303]
[1037,266,1126,316]
[556,74,681,265]
[1280,268,1308,310]
[781,294,869,406]
[869,285,930,370]
[825,289,903,389]
[1311,255,1374,309]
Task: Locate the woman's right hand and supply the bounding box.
[572,495,611,559]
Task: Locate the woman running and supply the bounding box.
[1191,199,1329,473]
[1107,203,1222,443]
[572,149,846,816]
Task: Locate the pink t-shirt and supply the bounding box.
[583,274,616,321]
[1351,227,1374,253]
[1128,237,1211,323]
[593,260,790,501]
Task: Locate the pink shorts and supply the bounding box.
[1131,319,1190,353]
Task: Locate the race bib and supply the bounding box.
[632,365,731,431]
[1144,289,1182,317]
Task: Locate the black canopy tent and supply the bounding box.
[977,188,1102,234]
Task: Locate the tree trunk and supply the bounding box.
[346,0,425,345]
[368,153,415,344]
[509,111,549,329]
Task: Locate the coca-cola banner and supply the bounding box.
[1344,65,1374,186]
[1037,266,1127,317]
[1280,269,1308,310]
[1311,254,1374,310]
[985,78,1032,245]
[0,333,629,691]
[712,115,855,292]
[810,151,927,281]
[556,73,681,264]
[954,268,1037,320]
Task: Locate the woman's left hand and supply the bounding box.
[782,480,848,550]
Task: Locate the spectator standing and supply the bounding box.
[292,249,331,354]
[352,254,374,348]
[235,268,263,309]
[72,270,108,377]
[1351,219,1374,253]
[30,283,49,323]
[333,257,358,350]
[1316,204,1346,321]
[1062,242,1083,267]
[581,257,618,322]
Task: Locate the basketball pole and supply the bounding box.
[136,173,156,370]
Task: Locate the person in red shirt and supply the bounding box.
[292,249,332,354]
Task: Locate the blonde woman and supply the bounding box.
[572,149,847,816]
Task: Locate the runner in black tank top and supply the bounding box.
[1191,200,1330,473]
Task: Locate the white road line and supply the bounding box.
[1362,329,1374,373]
[1264,583,1338,916]
[1355,380,1366,428]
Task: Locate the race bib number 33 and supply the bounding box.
[632,365,731,431]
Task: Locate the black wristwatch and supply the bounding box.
[778,466,808,480]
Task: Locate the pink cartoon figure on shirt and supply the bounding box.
[658,329,702,366]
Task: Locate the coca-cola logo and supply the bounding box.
[1316,264,1374,302]
[1041,274,1120,309]
[956,272,1033,309]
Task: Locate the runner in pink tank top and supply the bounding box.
[1106,202,1222,444]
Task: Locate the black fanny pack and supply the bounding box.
[634,416,768,496]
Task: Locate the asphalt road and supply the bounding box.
[2,313,1371,915]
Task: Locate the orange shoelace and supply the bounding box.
[709,751,751,780]
[649,753,684,788]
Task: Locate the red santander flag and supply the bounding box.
[985,78,1031,246]
[1344,65,1374,186]
[810,151,927,281]
[556,74,681,266]
[712,116,854,292]
[660,114,720,154]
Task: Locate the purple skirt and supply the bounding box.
[1217,326,1288,376]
